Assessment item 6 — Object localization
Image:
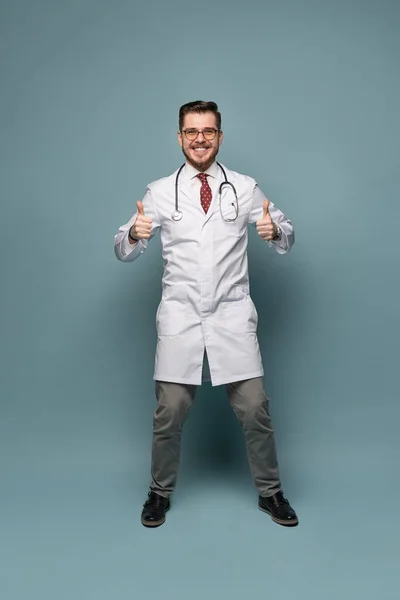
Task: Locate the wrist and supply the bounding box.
[272,223,282,241]
[128,228,138,242]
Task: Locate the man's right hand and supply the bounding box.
[129,201,153,243]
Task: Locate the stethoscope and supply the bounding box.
[171,162,239,222]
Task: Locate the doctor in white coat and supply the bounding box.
[114,101,298,529]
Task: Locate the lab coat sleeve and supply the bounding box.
[114,187,161,262]
[248,182,294,254]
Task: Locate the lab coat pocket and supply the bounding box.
[211,216,241,238]
[212,197,250,238]
[220,296,258,334]
[156,299,188,336]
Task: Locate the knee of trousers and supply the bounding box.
[234,393,271,427]
[153,384,192,432]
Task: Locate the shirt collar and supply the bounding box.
[184,160,219,181]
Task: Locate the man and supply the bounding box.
[114,101,298,528]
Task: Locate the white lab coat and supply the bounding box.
[114,162,294,386]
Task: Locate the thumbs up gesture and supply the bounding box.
[256,200,278,241]
[129,201,153,242]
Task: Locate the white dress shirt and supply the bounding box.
[184,161,220,207]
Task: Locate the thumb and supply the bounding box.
[263,200,270,219]
[137,200,144,216]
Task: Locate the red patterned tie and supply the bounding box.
[197,173,212,214]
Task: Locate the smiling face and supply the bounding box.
[178,111,223,172]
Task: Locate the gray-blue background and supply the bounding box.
[1,0,399,598]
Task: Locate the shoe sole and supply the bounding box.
[141,505,170,528]
[258,505,299,527]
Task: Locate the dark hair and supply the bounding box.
[179,100,221,130]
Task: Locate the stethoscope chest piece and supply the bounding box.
[171,209,183,221]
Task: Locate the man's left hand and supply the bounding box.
[256,200,278,241]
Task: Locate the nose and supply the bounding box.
[196,131,206,142]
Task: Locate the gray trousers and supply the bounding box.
[149,377,281,498]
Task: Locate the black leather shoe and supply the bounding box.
[141,491,170,528]
[258,491,298,527]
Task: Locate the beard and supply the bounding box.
[181,143,220,172]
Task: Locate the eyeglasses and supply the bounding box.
[181,128,220,141]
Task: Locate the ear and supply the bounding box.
[218,130,223,145]
[177,130,183,148]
